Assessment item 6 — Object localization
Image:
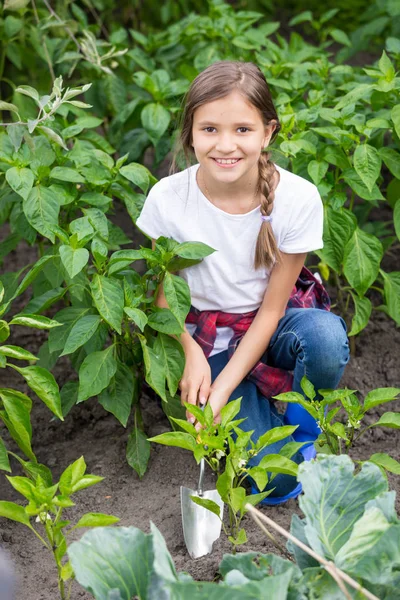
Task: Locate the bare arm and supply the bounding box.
[210,252,307,397]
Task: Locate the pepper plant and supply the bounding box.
[0,77,215,477]
[149,397,301,551]
[0,455,119,600]
[275,375,400,474]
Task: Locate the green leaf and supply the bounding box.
[123,307,148,332]
[0,345,37,361]
[83,208,108,240]
[119,162,150,193]
[78,346,117,402]
[174,241,216,260]
[90,275,124,334]
[69,217,94,241]
[300,376,316,401]
[364,388,400,411]
[373,412,400,429]
[154,333,185,398]
[307,160,329,186]
[379,148,400,180]
[99,361,136,427]
[59,246,89,279]
[258,454,298,476]
[126,426,150,478]
[23,185,60,242]
[380,270,400,325]
[335,506,400,585]
[343,228,383,296]
[0,437,11,472]
[5,167,34,200]
[353,144,381,193]
[163,272,191,329]
[343,169,384,201]
[61,315,101,356]
[369,453,400,475]
[190,496,221,518]
[50,167,85,183]
[0,100,20,114]
[48,308,92,353]
[391,104,400,139]
[329,28,351,47]
[0,501,31,528]
[147,308,183,335]
[9,314,62,329]
[141,103,171,146]
[0,321,10,343]
[138,334,167,401]
[319,206,356,272]
[68,523,177,600]
[60,381,79,418]
[220,398,242,427]
[0,389,34,460]
[229,527,247,546]
[394,199,400,242]
[73,513,120,529]
[10,365,63,420]
[148,431,196,452]
[348,293,372,336]
[297,455,387,560]
[256,426,297,451]
[334,84,373,111]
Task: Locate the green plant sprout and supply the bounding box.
[149,397,302,551]
[0,455,119,600]
[275,376,400,473]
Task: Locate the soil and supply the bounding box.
[0,159,399,599]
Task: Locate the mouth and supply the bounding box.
[211,158,242,168]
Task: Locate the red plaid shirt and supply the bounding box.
[185,266,331,399]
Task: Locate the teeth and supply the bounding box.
[215,158,240,164]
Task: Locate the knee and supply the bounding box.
[300,310,350,371]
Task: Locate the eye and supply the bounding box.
[238,127,250,133]
[203,127,216,133]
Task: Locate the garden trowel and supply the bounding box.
[180,454,224,559]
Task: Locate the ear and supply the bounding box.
[263,121,277,147]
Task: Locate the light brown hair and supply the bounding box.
[170,60,282,270]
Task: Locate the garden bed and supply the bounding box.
[0,209,399,599]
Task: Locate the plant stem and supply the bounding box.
[246,505,380,600]
[30,526,51,550]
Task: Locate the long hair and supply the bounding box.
[170,60,282,271]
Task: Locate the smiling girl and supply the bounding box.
[136,61,350,503]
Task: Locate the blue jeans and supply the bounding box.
[207,308,350,497]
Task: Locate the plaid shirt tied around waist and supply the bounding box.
[185,266,331,400]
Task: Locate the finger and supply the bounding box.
[198,377,211,407]
[185,387,198,423]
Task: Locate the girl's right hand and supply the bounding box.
[179,341,212,422]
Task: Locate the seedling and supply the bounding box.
[0,456,119,600]
[149,397,301,551]
[275,376,400,474]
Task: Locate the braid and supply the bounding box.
[254,152,281,270]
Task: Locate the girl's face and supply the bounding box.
[191,90,276,186]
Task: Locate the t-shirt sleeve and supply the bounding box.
[135,181,168,240]
[279,190,324,253]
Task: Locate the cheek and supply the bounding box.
[192,134,210,154]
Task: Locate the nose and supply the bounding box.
[215,133,237,154]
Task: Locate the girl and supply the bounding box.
[136,61,350,503]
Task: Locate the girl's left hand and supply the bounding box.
[196,388,230,431]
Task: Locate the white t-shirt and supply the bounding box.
[135,163,324,356]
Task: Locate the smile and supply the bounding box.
[212,158,242,167]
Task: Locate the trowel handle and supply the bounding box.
[197,458,205,497]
